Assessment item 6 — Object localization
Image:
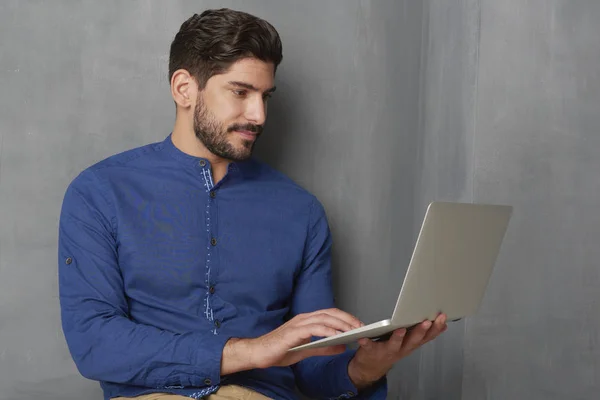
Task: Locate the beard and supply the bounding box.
[193,99,262,162]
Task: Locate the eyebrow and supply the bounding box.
[228,81,277,94]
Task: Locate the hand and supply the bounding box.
[348,313,448,390]
[252,308,363,368]
[222,308,362,374]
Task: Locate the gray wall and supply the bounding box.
[1,1,599,400]
[424,0,600,399]
[0,1,425,399]
[461,1,600,399]
[411,1,482,398]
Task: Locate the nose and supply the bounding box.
[244,96,267,126]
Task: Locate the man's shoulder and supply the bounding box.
[244,159,331,221]
[66,138,163,194]
[246,158,319,201]
[89,139,163,172]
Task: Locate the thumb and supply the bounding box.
[358,337,374,350]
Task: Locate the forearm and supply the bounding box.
[220,338,257,375]
[62,309,230,388]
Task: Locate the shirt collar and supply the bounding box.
[160,133,256,179]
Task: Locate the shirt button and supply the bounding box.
[204,378,212,386]
[65,257,72,265]
[214,320,221,328]
[209,286,216,294]
[209,191,216,198]
[210,238,217,246]
[199,160,206,167]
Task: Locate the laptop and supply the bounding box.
[289,201,513,351]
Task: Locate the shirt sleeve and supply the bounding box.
[58,170,230,389]
[290,199,387,399]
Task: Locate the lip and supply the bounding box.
[235,130,258,141]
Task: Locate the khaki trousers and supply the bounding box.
[112,385,272,400]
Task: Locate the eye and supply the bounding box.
[232,89,247,97]
[263,93,272,101]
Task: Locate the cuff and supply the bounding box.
[327,350,388,400]
[327,350,360,398]
[188,332,233,388]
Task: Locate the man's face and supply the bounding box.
[194,58,276,162]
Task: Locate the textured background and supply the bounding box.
[0,1,598,399]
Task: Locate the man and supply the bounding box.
[58,8,447,400]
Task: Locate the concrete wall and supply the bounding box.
[0,1,426,399]
[2,1,599,399]
[410,1,481,398]
[419,1,600,398]
[423,0,600,399]
[461,1,600,398]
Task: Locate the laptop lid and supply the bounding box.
[390,201,513,326]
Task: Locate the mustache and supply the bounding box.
[228,123,263,135]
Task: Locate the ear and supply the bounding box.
[170,69,197,110]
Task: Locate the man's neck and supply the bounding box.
[171,123,230,184]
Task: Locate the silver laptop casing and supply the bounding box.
[290,201,512,351]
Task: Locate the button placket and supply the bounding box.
[200,161,220,331]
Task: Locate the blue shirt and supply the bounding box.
[58,134,387,400]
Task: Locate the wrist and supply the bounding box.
[347,354,385,391]
[221,338,257,375]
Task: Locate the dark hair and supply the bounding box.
[168,8,283,88]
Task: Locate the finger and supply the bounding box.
[296,313,357,333]
[296,323,346,341]
[321,308,363,328]
[357,337,375,350]
[436,313,447,327]
[421,314,447,344]
[386,328,407,352]
[402,321,430,350]
[307,308,363,329]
